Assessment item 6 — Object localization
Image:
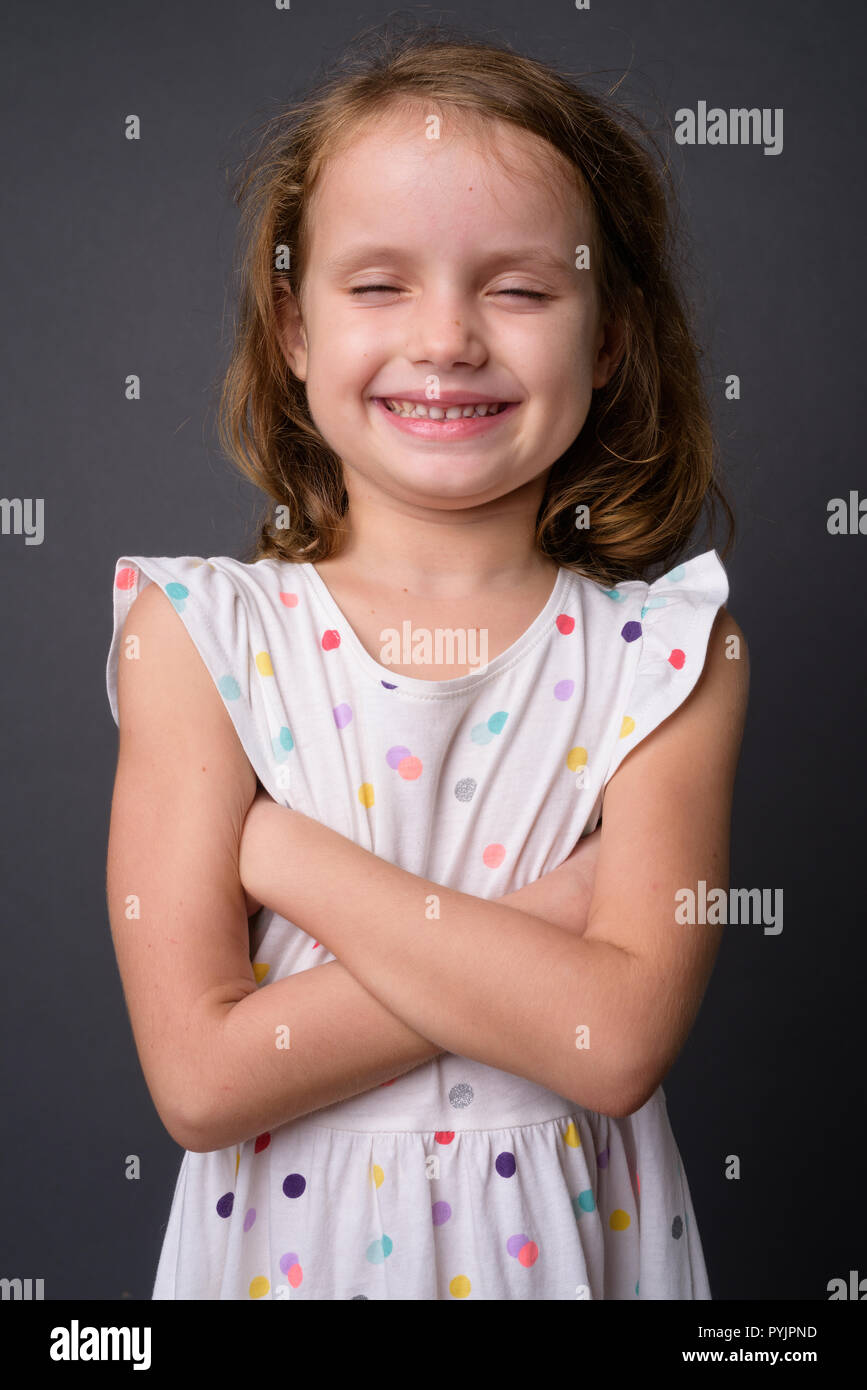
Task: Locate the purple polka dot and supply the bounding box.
[279,1251,300,1274]
[597,1147,610,1169]
[621,621,642,642]
[243,1207,256,1232]
[283,1172,307,1199]
[381,680,398,690]
[431,1201,452,1226]
[333,703,353,729]
[506,1233,528,1257]
[495,1151,517,1178]
[386,745,412,769]
[216,1192,234,1218]
[554,679,575,701]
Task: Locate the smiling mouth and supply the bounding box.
[379,398,514,419]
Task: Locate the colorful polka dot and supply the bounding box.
[218,675,241,701]
[243,1207,256,1232]
[482,843,505,868]
[619,715,635,738]
[668,648,685,669]
[554,678,575,701]
[165,582,189,612]
[672,1215,683,1239]
[597,1147,609,1169]
[664,564,686,582]
[495,1151,516,1178]
[279,1251,303,1288]
[369,1164,384,1189]
[249,1275,270,1298]
[454,777,476,802]
[434,1131,455,1145]
[572,1190,595,1216]
[254,1133,270,1153]
[609,1209,631,1231]
[252,962,269,984]
[334,703,353,729]
[397,754,422,780]
[282,1173,306,1199]
[255,651,274,677]
[358,782,375,807]
[566,747,587,772]
[366,1235,393,1264]
[116,566,137,591]
[449,1083,474,1109]
[321,629,340,650]
[621,621,642,643]
[431,1201,452,1226]
[555,614,575,634]
[278,592,299,607]
[562,1121,581,1148]
[386,745,411,768]
[449,1274,471,1298]
[216,1192,234,1218]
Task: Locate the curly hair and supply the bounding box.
[216,17,734,587]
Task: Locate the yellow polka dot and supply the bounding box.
[249,1276,270,1298]
[358,782,375,808]
[562,1121,581,1148]
[235,1149,240,1177]
[619,715,635,738]
[449,1274,472,1298]
[566,747,588,771]
[609,1209,631,1231]
[253,962,270,984]
[256,651,274,677]
[369,1163,384,1188]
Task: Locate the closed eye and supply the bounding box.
[348,286,551,301]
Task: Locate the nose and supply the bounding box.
[405,283,487,372]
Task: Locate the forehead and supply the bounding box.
[305,105,591,262]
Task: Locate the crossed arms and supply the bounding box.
[106,583,748,1152]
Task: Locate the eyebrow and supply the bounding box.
[322,245,575,276]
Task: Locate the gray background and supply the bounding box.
[1,0,864,1300]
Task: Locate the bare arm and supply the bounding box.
[239,607,749,1124]
[106,583,599,1153]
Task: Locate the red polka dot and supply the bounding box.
[518,1241,539,1267]
[321,629,341,650]
[435,1131,455,1145]
[254,1133,271,1153]
[555,614,575,635]
[116,567,137,591]
[668,649,685,669]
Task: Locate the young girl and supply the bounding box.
[106,25,748,1300]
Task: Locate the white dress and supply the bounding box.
[106,547,728,1300]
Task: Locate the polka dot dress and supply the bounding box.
[106,548,729,1300]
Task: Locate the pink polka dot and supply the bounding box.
[668,649,685,669]
[279,592,299,608]
[321,629,340,651]
[555,614,575,635]
[518,1240,539,1267]
[397,755,423,780]
[116,567,137,591]
[483,844,506,868]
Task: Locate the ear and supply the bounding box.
[275,277,308,381]
[592,313,627,390]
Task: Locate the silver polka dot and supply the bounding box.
[671,1215,683,1239]
[454,778,477,802]
[449,1082,474,1109]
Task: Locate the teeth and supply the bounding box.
[383,399,508,418]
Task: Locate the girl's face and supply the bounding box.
[278,107,623,512]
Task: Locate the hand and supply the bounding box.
[498,826,602,937]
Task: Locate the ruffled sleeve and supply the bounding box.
[602,548,730,787]
[105,554,284,799]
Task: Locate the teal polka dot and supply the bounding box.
[602,588,626,601]
[165,582,189,613]
[365,1234,393,1264]
[218,675,241,700]
[278,726,294,751]
[572,1190,595,1217]
[271,728,294,761]
[487,711,508,734]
